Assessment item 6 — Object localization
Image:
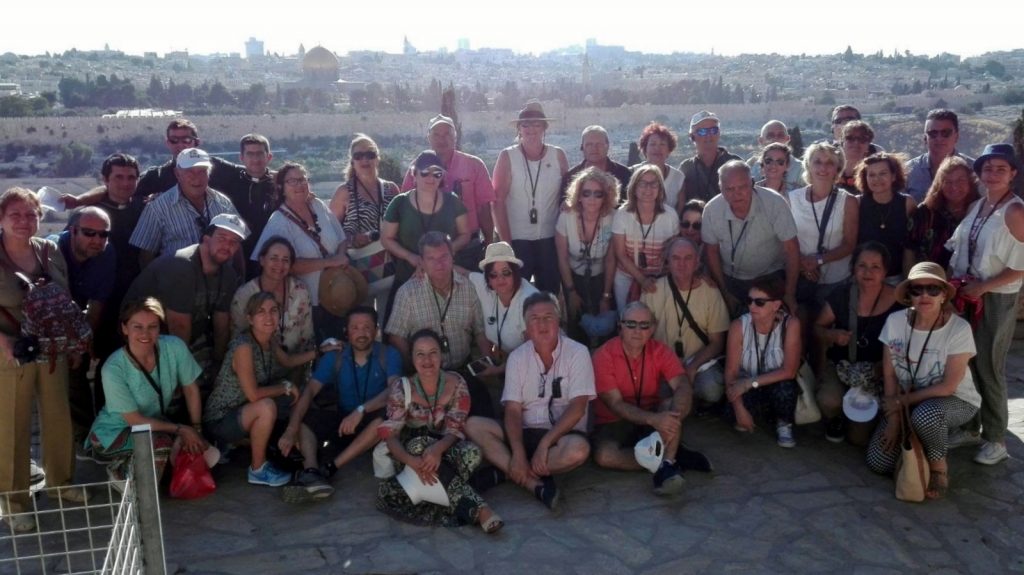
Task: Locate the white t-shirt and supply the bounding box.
[501,336,595,432]
[555,211,614,276]
[878,310,980,408]
[612,207,679,279]
[468,272,538,353]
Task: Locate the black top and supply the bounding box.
[561,159,633,203]
[825,283,903,364]
[857,192,910,276]
[679,147,742,202]
[209,161,277,265]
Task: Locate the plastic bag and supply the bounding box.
[169,451,216,499]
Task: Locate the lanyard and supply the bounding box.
[636,211,655,269]
[752,318,777,374]
[905,311,941,388]
[279,203,328,257]
[349,349,373,405]
[432,276,455,345]
[622,341,647,407]
[413,188,439,234]
[258,277,289,338]
[808,187,838,255]
[727,220,750,265]
[126,345,163,414]
[493,294,514,352]
[578,213,599,274]
[521,144,544,213]
[966,192,1011,274]
[412,373,446,431]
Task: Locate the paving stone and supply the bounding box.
[188,546,331,575]
[565,518,653,566]
[938,525,1003,575]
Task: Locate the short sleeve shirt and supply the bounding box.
[311,343,403,413]
[701,186,798,280]
[385,273,484,369]
[57,230,116,307]
[468,272,538,353]
[641,277,729,361]
[129,185,239,256]
[555,211,614,276]
[501,336,596,432]
[401,151,495,233]
[592,337,685,425]
[383,191,467,282]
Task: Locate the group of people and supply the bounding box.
[1,102,1022,535]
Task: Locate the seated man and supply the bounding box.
[591,302,707,495]
[278,306,402,502]
[465,293,593,510]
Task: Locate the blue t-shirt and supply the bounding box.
[55,230,116,307]
[312,342,402,413]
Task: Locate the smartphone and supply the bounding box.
[467,356,495,376]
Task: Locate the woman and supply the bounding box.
[231,236,314,359]
[87,298,207,486]
[867,262,979,499]
[0,187,83,532]
[612,165,681,311]
[636,122,685,210]
[854,153,916,282]
[381,150,470,287]
[838,121,874,193]
[679,199,706,248]
[491,101,569,294]
[756,143,794,194]
[330,134,400,317]
[905,156,980,271]
[204,292,325,488]
[376,329,502,533]
[556,167,618,342]
[789,142,859,313]
[813,242,902,445]
[469,242,538,369]
[724,274,802,447]
[945,144,1024,466]
[252,162,349,342]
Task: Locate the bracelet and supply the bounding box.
[602,293,613,299]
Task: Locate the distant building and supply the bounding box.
[457,38,470,52]
[403,36,417,56]
[302,46,340,84]
[0,83,21,97]
[246,37,265,60]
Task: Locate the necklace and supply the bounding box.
[413,188,440,233]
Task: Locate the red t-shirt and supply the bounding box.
[592,337,684,425]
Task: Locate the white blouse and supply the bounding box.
[947,195,1024,294]
[788,186,853,284]
[468,272,539,353]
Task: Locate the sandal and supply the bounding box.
[479,509,504,535]
[925,470,948,500]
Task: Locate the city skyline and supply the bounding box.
[3,0,1021,59]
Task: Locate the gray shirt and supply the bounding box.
[701,186,797,280]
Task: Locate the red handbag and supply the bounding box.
[949,276,983,330]
[169,451,216,499]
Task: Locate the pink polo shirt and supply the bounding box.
[402,150,495,233]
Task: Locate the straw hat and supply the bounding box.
[894,261,956,306]
[478,241,523,271]
[319,266,369,318]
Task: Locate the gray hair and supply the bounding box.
[717,159,752,186]
[418,230,453,254]
[662,236,701,264]
[620,301,656,325]
[580,125,610,145]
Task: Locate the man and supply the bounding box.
[129,147,239,267]
[679,110,741,202]
[209,134,277,272]
[465,292,593,509]
[385,231,494,416]
[401,115,496,269]
[56,207,116,447]
[591,302,698,494]
[830,105,884,155]
[641,237,730,403]
[747,120,802,189]
[125,214,247,383]
[562,125,632,195]
[702,161,800,317]
[278,306,402,501]
[905,109,974,202]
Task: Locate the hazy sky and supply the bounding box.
[3,0,1020,58]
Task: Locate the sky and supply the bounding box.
[3,0,1022,59]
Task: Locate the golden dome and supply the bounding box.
[303,46,339,72]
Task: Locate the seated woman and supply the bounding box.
[813,242,902,445]
[87,298,207,484]
[376,329,502,533]
[724,274,802,448]
[866,262,979,499]
[204,292,329,490]
[468,242,538,373]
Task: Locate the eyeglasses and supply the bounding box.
[926,129,954,139]
[167,136,197,145]
[352,151,378,161]
[620,320,654,330]
[284,177,309,186]
[487,269,514,279]
[580,189,606,199]
[908,284,944,297]
[762,158,788,167]
[77,227,110,239]
[694,126,720,137]
[844,136,870,144]
[680,221,701,231]
[746,297,777,307]
[636,179,661,190]
[832,116,858,125]
[419,170,444,179]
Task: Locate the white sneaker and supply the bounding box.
[5,513,36,534]
[776,423,796,448]
[974,441,1008,466]
[948,429,981,449]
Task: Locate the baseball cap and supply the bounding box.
[689,110,720,131]
[428,114,456,131]
[176,147,213,170]
[634,430,665,473]
[208,213,250,240]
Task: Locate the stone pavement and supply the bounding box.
[41,340,1024,574]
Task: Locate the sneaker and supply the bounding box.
[948,429,982,450]
[675,445,713,473]
[824,418,846,444]
[534,475,560,510]
[652,460,685,496]
[55,485,89,504]
[29,460,45,485]
[5,513,36,534]
[282,468,334,503]
[974,441,1009,466]
[469,467,507,493]
[776,423,796,449]
[247,462,292,487]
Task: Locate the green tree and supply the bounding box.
[788,126,805,158]
[54,143,93,177]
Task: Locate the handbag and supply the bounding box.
[893,398,930,502]
[372,377,412,479]
[794,361,821,425]
[169,451,217,500]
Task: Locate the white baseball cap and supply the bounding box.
[176,147,213,170]
[634,430,665,473]
[208,213,250,240]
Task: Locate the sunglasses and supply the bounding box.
[694,126,720,137]
[419,170,444,179]
[762,158,788,167]
[908,284,944,297]
[352,151,378,161]
[487,269,514,279]
[680,221,701,231]
[746,297,777,307]
[926,129,954,139]
[580,189,606,199]
[167,136,197,145]
[620,320,654,330]
[77,227,110,239]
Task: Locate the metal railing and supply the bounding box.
[1,426,165,575]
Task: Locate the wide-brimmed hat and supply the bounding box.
[319,266,369,318]
[973,143,1020,175]
[511,101,555,125]
[894,261,956,305]
[842,387,879,423]
[478,241,523,271]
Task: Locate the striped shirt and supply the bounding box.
[339,178,399,237]
[129,185,238,256]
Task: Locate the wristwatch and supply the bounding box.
[283,381,294,396]
[751,380,760,389]
[602,293,613,299]
[816,254,824,266]
[356,404,366,414]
